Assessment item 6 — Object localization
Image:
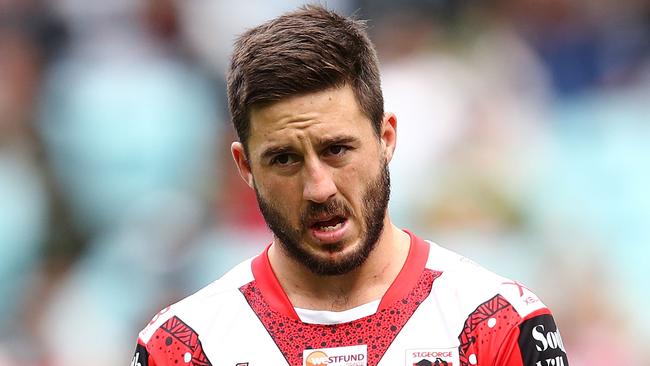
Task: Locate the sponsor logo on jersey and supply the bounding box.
[131,344,149,366]
[131,353,141,366]
[406,348,458,366]
[532,324,566,353]
[303,345,367,366]
[519,314,569,366]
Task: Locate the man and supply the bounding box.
[132,5,569,366]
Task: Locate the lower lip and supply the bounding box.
[309,219,349,243]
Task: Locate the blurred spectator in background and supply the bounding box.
[0,0,648,365]
[0,0,65,363]
[33,0,222,365]
[501,0,650,94]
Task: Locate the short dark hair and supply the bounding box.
[227,5,384,149]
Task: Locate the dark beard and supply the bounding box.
[255,160,390,276]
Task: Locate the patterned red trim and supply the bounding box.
[145,316,212,366]
[457,295,522,366]
[241,269,441,366]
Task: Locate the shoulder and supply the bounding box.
[137,257,255,344]
[423,240,569,366]
[424,240,547,318]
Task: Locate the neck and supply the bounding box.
[268,218,411,312]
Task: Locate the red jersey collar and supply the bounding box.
[250,230,430,321]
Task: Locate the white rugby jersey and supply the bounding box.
[132,231,569,366]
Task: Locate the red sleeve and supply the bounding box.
[495,310,569,366]
[133,315,213,366]
[494,319,526,366]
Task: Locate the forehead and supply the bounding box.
[247,86,374,152]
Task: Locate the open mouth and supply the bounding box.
[311,216,347,232]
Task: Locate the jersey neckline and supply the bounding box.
[294,299,381,324]
[250,229,430,321]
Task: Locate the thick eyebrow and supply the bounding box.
[314,135,359,148]
[260,145,294,161]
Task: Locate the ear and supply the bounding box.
[231,141,254,188]
[380,112,397,163]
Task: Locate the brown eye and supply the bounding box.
[327,145,347,156]
[271,153,296,166]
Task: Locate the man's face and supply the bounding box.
[232,85,396,276]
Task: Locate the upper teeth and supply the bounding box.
[319,221,343,231]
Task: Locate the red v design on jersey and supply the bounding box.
[240,269,440,366]
[239,232,439,366]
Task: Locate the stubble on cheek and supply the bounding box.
[252,157,390,276]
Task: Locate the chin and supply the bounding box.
[302,238,370,276]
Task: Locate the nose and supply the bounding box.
[302,159,337,203]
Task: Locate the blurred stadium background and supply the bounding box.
[0,0,648,365]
